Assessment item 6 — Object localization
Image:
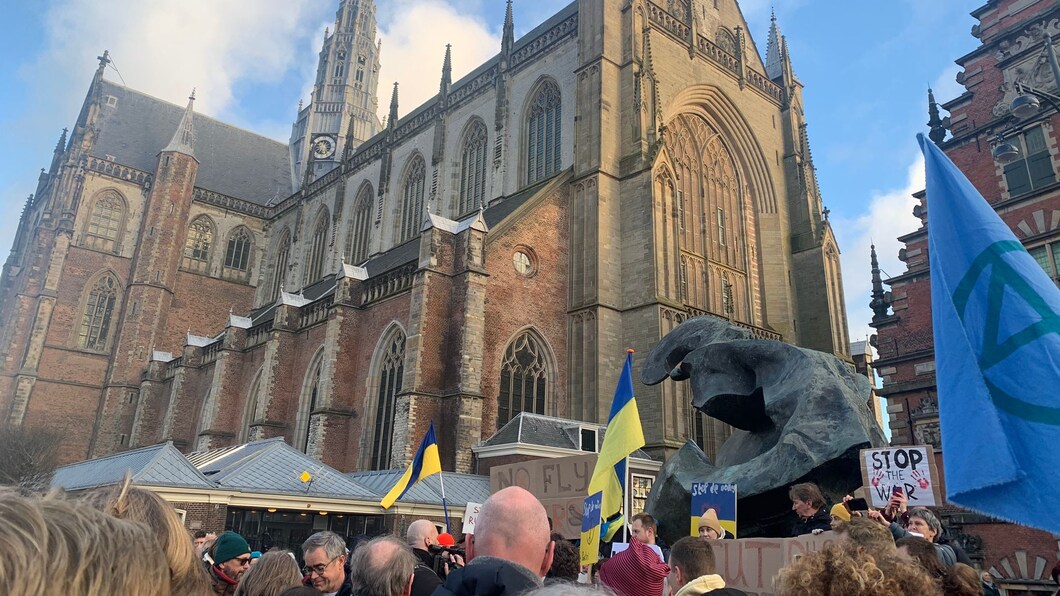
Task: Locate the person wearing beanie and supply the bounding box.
[697,509,731,540]
[598,535,671,596]
[828,503,851,531]
[206,531,252,595]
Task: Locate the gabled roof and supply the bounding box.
[94,80,292,206]
[480,412,654,460]
[52,442,213,491]
[347,470,490,507]
[188,437,376,499]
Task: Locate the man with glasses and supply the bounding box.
[303,531,352,596]
[205,531,252,595]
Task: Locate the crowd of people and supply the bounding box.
[2,478,1058,596]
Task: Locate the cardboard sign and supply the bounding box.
[707,531,838,595]
[580,492,603,565]
[490,453,598,539]
[461,502,482,535]
[690,482,737,538]
[860,446,942,507]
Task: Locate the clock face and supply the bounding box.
[312,136,336,159]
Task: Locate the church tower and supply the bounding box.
[290,0,383,186]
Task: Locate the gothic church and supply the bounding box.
[0,0,849,473]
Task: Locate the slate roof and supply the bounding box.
[347,469,490,507]
[481,413,655,461]
[52,442,213,491]
[95,80,292,205]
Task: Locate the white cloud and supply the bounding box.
[835,153,924,345]
[376,1,500,121]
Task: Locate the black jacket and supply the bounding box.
[431,556,542,596]
[412,548,443,596]
[790,508,831,536]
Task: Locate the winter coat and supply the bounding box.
[790,508,831,536]
[430,556,542,596]
[673,574,749,596]
[206,563,239,596]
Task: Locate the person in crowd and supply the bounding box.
[0,488,172,595]
[666,536,747,595]
[522,585,615,596]
[943,563,984,596]
[302,531,353,596]
[280,588,324,596]
[871,506,961,568]
[81,479,212,595]
[349,535,417,596]
[788,482,831,536]
[775,543,943,596]
[433,486,555,596]
[235,551,303,596]
[980,571,1001,596]
[835,518,896,554]
[829,502,851,531]
[196,530,212,557]
[896,536,947,583]
[207,531,255,595]
[597,530,670,596]
[630,511,671,560]
[697,509,731,540]
[546,534,580,583]
[406,519,445,595]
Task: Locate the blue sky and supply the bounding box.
[0,0,979,343]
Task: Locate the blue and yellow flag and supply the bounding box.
[381,421,442,509]
[588,350,646,541]
[919,134,1060,534]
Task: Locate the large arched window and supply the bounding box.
[304,209,330,285]
[223,227,253,277]
[370,330,405,470]
[240,369,263,442]
[78,273,119,350]
[271,229,291,298]
[295,353,324,453]
[458,120,489,215]
[497,330,551,427]
[83,191,126,252]
[347,184,373,264]
[183,216,215,273]
[399,157,426,243]
[526,80,562,184]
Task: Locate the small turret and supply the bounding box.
[502,0,515,58]
[927,88,946,145]
[162,90,196,157]
[387,82,399,132]
[869,244,892,323]
[439,44,452,100]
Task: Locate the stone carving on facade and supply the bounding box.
[992,25,1059,117]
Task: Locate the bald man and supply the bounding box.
[350,535,417,596]
[406,519,444,595]
[432,487,554,596]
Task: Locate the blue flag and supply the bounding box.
[918,133,1060,534]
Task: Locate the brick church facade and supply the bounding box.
[1,0,850,474]
[871,0,1059,589]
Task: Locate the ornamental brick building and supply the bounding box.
[871,0,1060,590]
[1,0,850,476]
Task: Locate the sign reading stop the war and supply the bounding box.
[860,445,942,508]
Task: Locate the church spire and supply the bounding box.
[502,0,515,57]
[927,87,946,145]
[439,44,452,98]
[162,89,196,156]
[387,82,399,131]
[869,244,892,322]
[765,10,783,80]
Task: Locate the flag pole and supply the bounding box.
[438,467,451,533]
[623,454,630,543]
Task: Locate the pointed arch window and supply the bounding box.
[183,216,214,273]
[526,81,562,184]
[78,273,119,350]
[305,210,330,285]
[399,157,426,243]
[347,185,373,264]
[498,331,550,427]
[370,332,405,470]
[241,370,263,443]
[296,356,324,453]
[84,192,125,252]
[272,230,291,298]
[223,227,253,276]
[459,121,489,215]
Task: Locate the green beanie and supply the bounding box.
[213,531,251,564]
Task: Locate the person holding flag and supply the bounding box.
[581,349,646,565]
[917,133,1060,534]
[381,421,444,511]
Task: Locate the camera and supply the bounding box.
[427,544,465,577]
[428,544,465,558]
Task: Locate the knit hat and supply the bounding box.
[598,538,670,596]
[830,503,851,522]
[437,532,456,547]
[213,531,251,564]
[699,508,724,538]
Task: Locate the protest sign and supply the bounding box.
[489,453,597,539]
[461,502,481,535]
[579,491,602,565]
[707,531,838,595]
[860,445,942,507]
[690,481,737,537]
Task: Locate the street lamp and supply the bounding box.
[990,33,1060,165]
[991,134,1021,164]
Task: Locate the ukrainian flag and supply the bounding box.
[588,350,646,541]
[381,421,442,509]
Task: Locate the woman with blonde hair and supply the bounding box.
[775,543,942,596]
[234,550,304,596]
[81,475,211,595]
